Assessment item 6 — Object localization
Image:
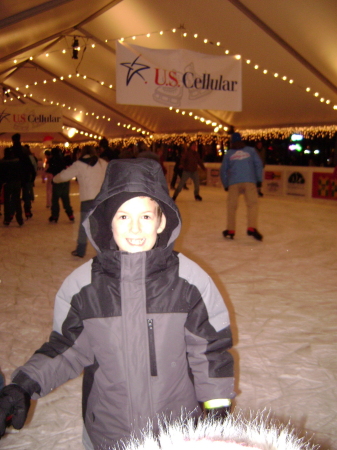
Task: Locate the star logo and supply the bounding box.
[120,56,150,86]
[0,109,11,123]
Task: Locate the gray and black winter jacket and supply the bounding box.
[12,158,235,449]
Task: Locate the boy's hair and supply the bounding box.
[141,196,163,222]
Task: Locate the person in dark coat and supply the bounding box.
[172,141,206,201]
[46,147,74,223]
[0,147,24,226]
[10,134,35,220]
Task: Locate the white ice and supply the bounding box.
[0,178,336,449]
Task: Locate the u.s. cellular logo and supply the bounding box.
[120,55,238,92]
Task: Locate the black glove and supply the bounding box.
[256,181,262,188]
[0,384,31,437]
[207,405,231,421]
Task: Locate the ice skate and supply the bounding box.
[223,230,235,239]
[247,228,263,241]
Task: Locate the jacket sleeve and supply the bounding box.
[220,155,229,189]
[252,149,263,183]
[197,154,206,171]
[11,261,95,399]
[53,162,78,183]
[178,254,235,402]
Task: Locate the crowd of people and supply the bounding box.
[0,134,266,244]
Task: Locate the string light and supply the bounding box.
[238,125,337,140]
[3,26,337,143]
[5,25,334,115]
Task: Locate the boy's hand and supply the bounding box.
[0,385,31,437]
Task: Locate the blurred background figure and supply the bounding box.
[53,145,108,257]
[98,137,119,161]
[255,141,266,197]
[172,141,206,201]
[170,146,188,190]
[0,147,24,226]
[46,147,74,223]
[23,144,38,203]
[11,134,35,220]
[43,150,53,208]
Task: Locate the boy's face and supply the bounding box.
[112,196,166,253]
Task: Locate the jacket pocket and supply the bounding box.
[147,319,158,376]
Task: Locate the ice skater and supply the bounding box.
[220,133,264,241]
[53,145,108,258]
[172,141,206,201]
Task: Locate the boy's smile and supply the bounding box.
[112,196,166,252]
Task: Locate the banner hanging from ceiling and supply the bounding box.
[0,106,63,133]
[116,42,242,111]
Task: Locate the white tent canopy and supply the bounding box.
[1,0,337,143]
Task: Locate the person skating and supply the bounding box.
[221,133,263,241]
[53,145,108,258]
[46,147,74,223]
[172,141,206,201]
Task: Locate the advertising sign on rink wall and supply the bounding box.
[312,172,337,201]
[207,167,221,187]
[286,170,308,197]
[263,170,283,195]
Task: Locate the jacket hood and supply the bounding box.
[79,154,99,166]
[84,158,181,253]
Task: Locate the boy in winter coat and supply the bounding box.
[0,158,235,450]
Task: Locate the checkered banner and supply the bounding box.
[317,177,330,197]
[312,172,337,200]
[116,42,242,111]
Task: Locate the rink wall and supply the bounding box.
[164,162,337,202]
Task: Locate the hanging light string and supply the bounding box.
[238,125,337,140]
[1,125,337,152]
[8,26,337,112]
[4,27,337,139]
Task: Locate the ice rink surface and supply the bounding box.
[0,178,336,449]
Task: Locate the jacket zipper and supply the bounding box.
[147,319,158,376]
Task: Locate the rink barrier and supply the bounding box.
[164,162,337,202]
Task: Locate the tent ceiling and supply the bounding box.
[1,0,337,143]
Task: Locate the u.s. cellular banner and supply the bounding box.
[116,42,242,111]
[0,106,63,133]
